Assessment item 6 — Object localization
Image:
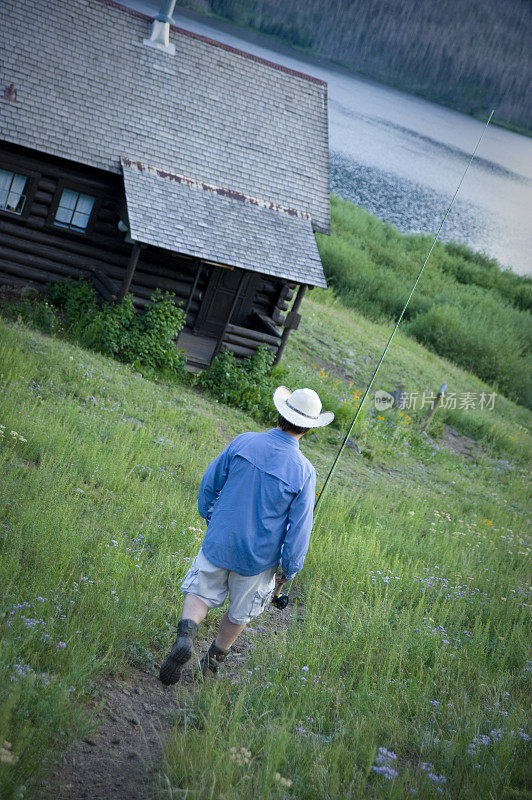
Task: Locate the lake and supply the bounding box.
[124,1,532,276]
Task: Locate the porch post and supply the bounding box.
[116,241,143,302]
[212,271,246,360]
[273,283,306,365]
[182,259,202,323]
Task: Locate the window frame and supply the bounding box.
[0,161,40,220]
[47,179,101,236]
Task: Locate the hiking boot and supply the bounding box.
[159,618,199,686]
[194,640,229,681]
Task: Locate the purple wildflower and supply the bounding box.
[371,747,399,780]
[22,618,42,628]
[11,663,33,680]
[375,747,397,764]
[10,602,31,615]
[371,765,399,780]
[428,773,447,785]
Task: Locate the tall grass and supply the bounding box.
[162,488,531,799]
[0,322,226,799]
[183,0,532,132]
[316,196,532,408]
[0,302,530,798]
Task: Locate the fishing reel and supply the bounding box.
[271,593,290,610]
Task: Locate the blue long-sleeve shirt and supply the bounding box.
[198,428,316,580]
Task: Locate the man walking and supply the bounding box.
[159,386,334,685]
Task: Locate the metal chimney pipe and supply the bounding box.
[155,0,177,24]
[143,0,177,54]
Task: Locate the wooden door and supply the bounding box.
[194,266,248,337]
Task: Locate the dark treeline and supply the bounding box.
[182,0,532,133]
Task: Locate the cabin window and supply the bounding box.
[53,188,96,232]
[0,168,31,215]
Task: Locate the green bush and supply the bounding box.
[198,345,281,423]
[1,289,59,335]
[45,279,187,378]
[198,345,368,430]
[1,278,187,379]
[405,296,532,406]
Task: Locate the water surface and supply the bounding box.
[125,1,532,276]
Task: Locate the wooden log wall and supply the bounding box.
[0,144,302,367]
[128,248,208,317]
[0,144,207,326]
[252,277,287,320]
[0,146,131,294]
[222,322,280,359]
[219,279,298,360]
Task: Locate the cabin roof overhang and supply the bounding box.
[1,0,331,235]
[121,158,327,288]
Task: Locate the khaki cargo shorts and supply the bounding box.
[180,548,277,624]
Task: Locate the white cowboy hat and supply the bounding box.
[273,386,334,429]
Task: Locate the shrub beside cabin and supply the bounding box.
[0,0,330,369]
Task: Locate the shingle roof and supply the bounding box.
[0,0,330,235]
[121,157,327,288]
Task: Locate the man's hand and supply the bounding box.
[274,572,288,595]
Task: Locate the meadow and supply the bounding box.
[316,197,532,409]
[0,284,530,799]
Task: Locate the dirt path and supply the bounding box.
[44,601,298,800]
[44,668,178,800]
[440,424,485,459]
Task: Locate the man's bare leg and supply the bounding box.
[182,593,209,625]
[160,594,208,685]
[195,611,246,678]
[215,611,246,650]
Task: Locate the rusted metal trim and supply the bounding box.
[121,157,312,221]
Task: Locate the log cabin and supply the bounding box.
[0,0,330,369]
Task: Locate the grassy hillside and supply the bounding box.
[178,0,532,133]
[316,196,532,408]
[0,288,530,798]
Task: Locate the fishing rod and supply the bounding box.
[272,110,494,610]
